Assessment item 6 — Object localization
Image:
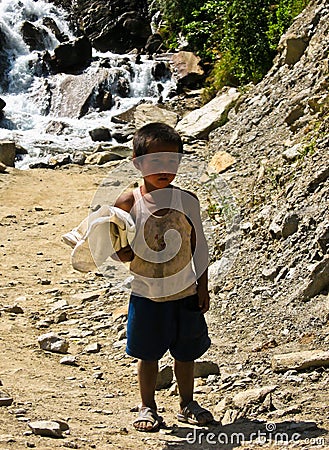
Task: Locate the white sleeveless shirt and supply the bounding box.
[130,186,197,301]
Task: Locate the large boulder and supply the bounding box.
[49,68,110,118]
[46,36,92,73]
[176,87,240,139]
[171,51,205,91]
[134,103,179,129]
[21,21,50,51]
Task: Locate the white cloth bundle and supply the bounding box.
[62,205,135,272]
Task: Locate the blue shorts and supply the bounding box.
[126,294,211,361]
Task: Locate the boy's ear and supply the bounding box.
[133,156,141,170]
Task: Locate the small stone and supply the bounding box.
[84,343,101,353]
[0,392,13,406]
[55,311,68,323]
[38,332,69,354]
[294,255,329,301]
[282,213,299,238]
[117,329,127,340]
[221,409,239,425]
[282,143,303,161]
[48,299,68,312]
[92,372,104,379]
[233,385,277,409]
[4,304,24,314]
[252,338,278,352]
[13,408,28,415]
[208,151,236,174]
[62,440,79,449]
[168,382,178,396]
[60,356,78,366]
[194,385,212,394]
[112,305,128,321]
[36,319,53,329]
[28,420,69,438]
[71,291,101,303]
[113,340,126,348]
[240,222,253,233]
[269,221,282,239]
[262,267,279,281]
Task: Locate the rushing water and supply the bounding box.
[0,0,175,168]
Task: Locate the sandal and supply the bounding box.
[133,406,163,432]
[177,400,214,425]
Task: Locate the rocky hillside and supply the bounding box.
[201,0,328,366]
[207,0,328,303]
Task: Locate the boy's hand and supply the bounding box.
[112,245,134,262]
[197,285,210,313]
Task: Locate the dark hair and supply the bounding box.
[133,122,183,157]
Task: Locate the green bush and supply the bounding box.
[153,0,310,95]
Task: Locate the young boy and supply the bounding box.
[114,122,213,431]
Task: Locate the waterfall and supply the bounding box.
[0,0,176,168]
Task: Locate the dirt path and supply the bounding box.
[1,165,328,450]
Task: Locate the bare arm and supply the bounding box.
[184,190,210,313]
[112,191,135,263]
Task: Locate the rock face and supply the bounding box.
[58,0,152,53]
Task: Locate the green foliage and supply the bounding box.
[153,0,310,95]
[219,0,274,85]
[181,1,224,61]
[267,0,310,50]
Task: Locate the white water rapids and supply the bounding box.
[0,0,175,168]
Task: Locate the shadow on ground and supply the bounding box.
[159,418,328,449]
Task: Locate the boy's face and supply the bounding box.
[134,144,181,190]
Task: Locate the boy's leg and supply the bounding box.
[174,359,213,425]
[134,359,159,431]
[174,359,194,408]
